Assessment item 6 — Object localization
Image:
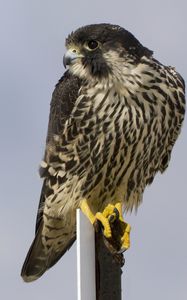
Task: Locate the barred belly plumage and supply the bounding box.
[44,63,184,216]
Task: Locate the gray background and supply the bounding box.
[0,0,186,299]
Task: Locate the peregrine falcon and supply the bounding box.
[21,23,185,282]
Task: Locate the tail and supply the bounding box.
[21,221,76,282]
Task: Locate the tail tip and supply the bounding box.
[21,271,40,283]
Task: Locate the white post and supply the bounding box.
[76,209,96,300]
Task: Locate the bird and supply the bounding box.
[21,23,185,282]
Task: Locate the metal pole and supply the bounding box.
[77,209,96,300]
[77,209,124,300]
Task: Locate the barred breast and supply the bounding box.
[43,58,185,215]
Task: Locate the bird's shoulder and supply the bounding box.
[47,71,82,140]
[52,70,81,107]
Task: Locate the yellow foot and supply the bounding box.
[104,202,131,250]
[121,223,131,250]
[80,200,131,251]
[115,202,131,250]
[79,199,112,238]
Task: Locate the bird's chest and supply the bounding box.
[73,87,160,150]
[56,85,170,184]
[69,89,151,181]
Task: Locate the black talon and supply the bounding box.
[113,207,119,219]
[108,207,120,223]
[118,247,128,254]
[108,214,115,223]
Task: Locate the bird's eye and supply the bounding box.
[87,40,99,50]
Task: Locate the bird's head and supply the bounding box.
[63,23,153,84]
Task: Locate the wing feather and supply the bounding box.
[36,71,81,232]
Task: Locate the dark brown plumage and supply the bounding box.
[21,23,185,282]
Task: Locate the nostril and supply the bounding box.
[72,49,77,53]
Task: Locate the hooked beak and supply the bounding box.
[63,49,83,68]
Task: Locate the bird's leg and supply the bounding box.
[102,202,131,251]
[115,203,131,250]
[79,199,112,238]
[79,200,131,250]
